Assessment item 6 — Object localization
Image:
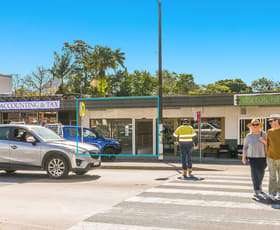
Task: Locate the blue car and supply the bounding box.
[46,124,121,161]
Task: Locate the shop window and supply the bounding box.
[39,112,57,124]
[164,118,224,155]
[163,119,176,154]
[90,119,132,154]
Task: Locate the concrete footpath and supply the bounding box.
[101,155,246,172]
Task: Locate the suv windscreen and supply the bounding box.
[30,127,63,142]
[91,128,103,138]
[65,127,97,139]
[65,127,79,137]
[47,125,63,136]
[83,129,97,138]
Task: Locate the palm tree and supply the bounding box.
[89,45,125,96]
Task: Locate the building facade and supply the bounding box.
[1,93,279,156]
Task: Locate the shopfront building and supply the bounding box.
[235,93,280,145]
[1,93,279,156]
[80,96,232,155]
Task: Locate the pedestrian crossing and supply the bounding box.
[68,171,280,230]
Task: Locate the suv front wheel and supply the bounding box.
[46,155,69,179]
[102,147,116,161]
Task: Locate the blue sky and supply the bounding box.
[1,0,280,85]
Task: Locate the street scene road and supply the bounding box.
[0,162,279,230]
[69,168,280,230]
[0,165,177,230]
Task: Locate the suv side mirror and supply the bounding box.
[26,136,36,144]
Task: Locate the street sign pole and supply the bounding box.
[80,102,86,143]
[194,111,202,163]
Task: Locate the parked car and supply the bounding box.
[45,124,121,161]
[193,122,221,142]
[0,124,101,178]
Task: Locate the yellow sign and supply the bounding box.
[80,102,86,117]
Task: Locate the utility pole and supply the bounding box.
[157,0,162,124]
[156,0,163,160]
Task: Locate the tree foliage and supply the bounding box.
[251,77,280,92]
[202,83,231,94]
[25,66,51,96]
[16,40,280,97]
[49,50,73,94]
[172,74,199,95]
[215,79,251,93]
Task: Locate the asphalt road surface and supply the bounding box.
[69,170,280,230]
[1,165,280,230]
[0,168,177,230]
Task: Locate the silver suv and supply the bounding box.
[0,125,101,179]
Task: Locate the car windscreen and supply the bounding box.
[29,127,64,142]
[90,128,104,138]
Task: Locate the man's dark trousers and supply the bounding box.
[179,142,193,170]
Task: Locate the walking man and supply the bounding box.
[266,114,280,200]
[173,119,198,178]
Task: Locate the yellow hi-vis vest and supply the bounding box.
[173,125,196,142]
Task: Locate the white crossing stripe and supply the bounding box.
[165,182,253,190]
[146,187,252,198]
[176,178,268,185]
[126,196,276,210]
[190,175,253,180]
[68,221,180,230]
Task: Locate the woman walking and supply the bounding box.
[242,119,267,197]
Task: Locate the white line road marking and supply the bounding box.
[146,187,254,198]
[68,221,180,230]
[175,178,268,185]
[189,174,266,180]
[162,182,253,190]
[126,196,275,210]
[165,182,253,190]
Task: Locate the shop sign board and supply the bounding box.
[237,94,280,106]
[0,100,61,111]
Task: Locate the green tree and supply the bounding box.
[215,78,251,93]
[251,77,278,92]
[107,68,132,96]
[162,70,177,95]
[88,45,125,96]
[202,83,231,94]
[63,40,94,95]
[172,74,199,95]
[130,70,157,96]
[49,50,73,94]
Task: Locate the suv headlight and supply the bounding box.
[65,147,85,154]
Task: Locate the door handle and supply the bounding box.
[11,145,17,149]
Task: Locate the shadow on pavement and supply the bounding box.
[166,162,222,172]
[253,196,280,210]
[177,175,205,181]
[0,171,101,183]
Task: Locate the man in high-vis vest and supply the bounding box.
[173,119,198,178]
